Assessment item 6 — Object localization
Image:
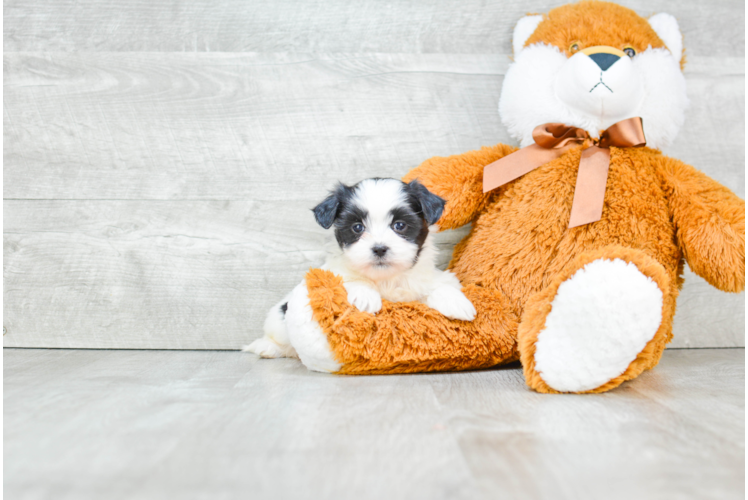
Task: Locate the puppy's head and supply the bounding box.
[313,178,445,281]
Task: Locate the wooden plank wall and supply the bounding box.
[3,0,744,349]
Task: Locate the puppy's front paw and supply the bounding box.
[344,282,382,314]
[426,286,476,321]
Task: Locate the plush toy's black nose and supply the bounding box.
[372,245,389,257]
[588,52,620,71]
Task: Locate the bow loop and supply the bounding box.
[597,118,646,149]
[532,123,589,149]
[482,117,646,228]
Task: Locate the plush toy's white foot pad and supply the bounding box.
[286,281,342,373]
[534,258,663,392]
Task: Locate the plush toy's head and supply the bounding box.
[499,1,688,150]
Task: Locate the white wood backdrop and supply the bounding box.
[3,0,744,349]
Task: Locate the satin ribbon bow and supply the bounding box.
[482,117,646,228]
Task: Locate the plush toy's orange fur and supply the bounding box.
[306,268,519,375]
[525,1,685,68]
[303,2,744,393]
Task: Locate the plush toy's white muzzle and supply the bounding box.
[555,46,644,124]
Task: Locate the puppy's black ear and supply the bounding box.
[407,179,445,225]
[312,183,352,229]
[312,193,340,229]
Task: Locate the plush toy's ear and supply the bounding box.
[648,13,683,62]
[312,185,347,229]
[512,15,543,55]
[407,180,445,225]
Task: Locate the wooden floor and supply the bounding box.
[4,348,744,500]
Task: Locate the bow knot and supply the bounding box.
[483,117,646,227]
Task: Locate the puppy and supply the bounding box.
[244,178,476,359]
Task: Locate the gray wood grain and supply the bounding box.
[4,0,744,57]
[3,53,744,199]
[1,200,464,349]
[4,348,744,500]
[3,52,508,200]
[3,200,743,349]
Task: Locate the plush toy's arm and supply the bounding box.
[657,156,745,292]
[402,143,518,230]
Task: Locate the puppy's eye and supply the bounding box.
[392,221,406,232]
[569,42,580,53]
[623,46,636,58]
[351,223,365,234]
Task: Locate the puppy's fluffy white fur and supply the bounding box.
[245,178,476,359]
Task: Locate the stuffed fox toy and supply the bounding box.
[283,1,745,393]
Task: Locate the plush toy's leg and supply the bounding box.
[288,269,520,375]
[518,246,676,394]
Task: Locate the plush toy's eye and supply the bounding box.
[392,221,407,232]
[352,223,365,233]
[623,46,636,58]
[569,42,580,53]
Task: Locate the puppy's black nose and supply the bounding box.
[372,245,389,257]
[588,52,620,71]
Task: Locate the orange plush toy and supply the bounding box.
[286,1,745,393]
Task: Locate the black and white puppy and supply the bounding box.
[245,178,477,359]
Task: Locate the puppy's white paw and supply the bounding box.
[344,282,382,314]
[243,337,297,358]
[426,285,476,321]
